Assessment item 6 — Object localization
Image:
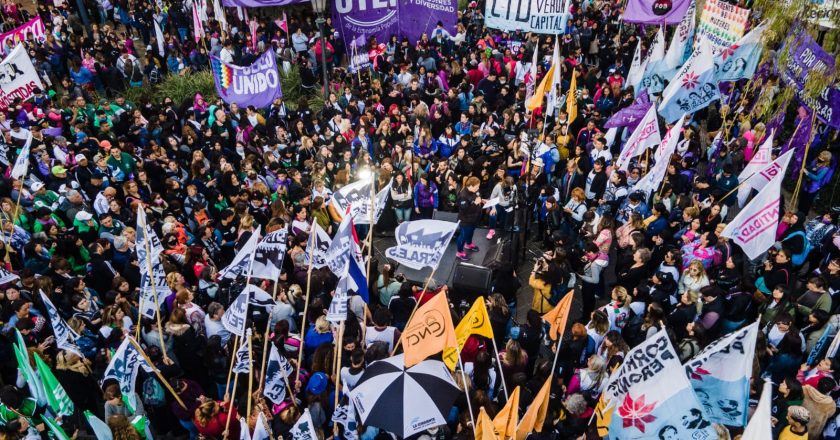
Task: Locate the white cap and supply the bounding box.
[75,211,93,221]
[30,182,44,192]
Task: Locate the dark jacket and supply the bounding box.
[457,188,482,225]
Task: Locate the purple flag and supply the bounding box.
[211,50,282,109]
[604,101,653,130]
[781,106,813,178]
[623,0,693,24]
[332,0,457,57]
[221,0,303,7]
[778,31,840,129]
[764,102,788,137]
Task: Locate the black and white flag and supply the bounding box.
[325,215,358,277]
[251,228,288,281]
[263,343,293,404]
[304,222,331,269]
[290,409,316,440]
[385,220,458,270]
[233,329,252,374]
[10,131,31,180]
[222,284,273,337]
[0,267,19,285]
[332,398,359,440]
[326,276,350,324]
[330,179,374,224]
[218,225,261,280]
[373,179,391,223]
[102,337,153,397]
[39,290,82,357]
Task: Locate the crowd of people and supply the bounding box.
[0,0,838,439]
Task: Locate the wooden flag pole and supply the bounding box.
[139,209,168,360]
[246,332,254,418]
[295,222,317,383]
[258,281,279,387]
[332,321,346,437]
[390,268,437,356]
[791,111,819,211]
[126,337,187,409]
[224,335,240,403]
[490,337,509,400]
[223,358,241,436]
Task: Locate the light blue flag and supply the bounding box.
[714,23,767,83]
[684,322,759,427]
[659,40,720,124]
[656,0,696,80]
[85,410,114,440]
[638,28,667,96]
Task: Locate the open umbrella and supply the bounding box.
[348,354,460,438]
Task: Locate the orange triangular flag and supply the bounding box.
[402,292,456,368]
[525,63,557,112]
[514,376,551,440]
[541,290,573,341]
[493,386,520,439]
[475,407,499,440]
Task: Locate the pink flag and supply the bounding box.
[249,18,257,51]
[192,0,204,43]
[280,12,288,33]
[721,168,784,260]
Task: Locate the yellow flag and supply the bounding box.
[475,407,499,440]
[594,395,614,438]
[402,292,457,368]
[515,376,551,440]
[566,69,578,124]
[541,290,573,341]
[493,386,520,439]
[525,63,557,112]
[443,297,495,370]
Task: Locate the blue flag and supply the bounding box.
[659,40,720,123]
[714,23,766,83]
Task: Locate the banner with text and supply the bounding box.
[778,31,840,129]
[0,17,46,55]
[211,50,282,109]
[0,44,43,110]
[696,0,749,54]
[485,0,572,34]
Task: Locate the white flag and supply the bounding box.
[721,169,784,260]
[545,39,562,117]
[251,228,288,281]
[233,329,252,374]
[136,207,164,264]
[326,215,356,277]
[741,380,772,440]
[239,418,250,440]
[0,267,19,284]
[663,0,697,72]
[332,399,358,440]
[625,39,645,91]
[374,180,392,223]
[212,0,227,30]
[327,276,350,323]
[305,222,332,269]
[39,291,83,357]
[10,131,31,180]
[222,289,250,337]
[525,45,538,101]
[616,105,661,171]
[684,322,759,426]
[103,337,153,397]
[737,134,792,208]
[330,179,374,224]
[290,409,316,440]
[218,225,261,279]
[153,18,165,56]
[604,127,618,148]
[252,411,270,440]
[264,344,292,404]
[384,220,458,270]
[632,114,685,197]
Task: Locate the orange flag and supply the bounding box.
[475,407,499,440]
[493,386,520,439]
[402,292,456,368]
[541,290,573,341]
[515,376,551,440]
[525,63,557,112]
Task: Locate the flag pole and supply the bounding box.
[332,320,345,437]
[390,267,437,356]
[246,331,254,418]
[224,358,241,435]
[490,337,509,400]
[258,281,279,388]
[550,336,564,377]
[366,174,375,292]
[455,348,476,430]
[139,208,168,360]
[296,222,317,384]
[791,111,818,211]
[126,337,187,409]
[224,335,240,397]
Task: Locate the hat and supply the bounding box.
[788,406,810,424]
[100,140,112,150]
[75,211,93,222]
[75,153,87,162]
[30,182,45,192]
[93,153,104,163]
[654,271,674,284]
[75,132,87,142]
[51,165,67,175]
[306,372,328,395]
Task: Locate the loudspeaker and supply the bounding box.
[482,238,510,269]
[432,211,459,223]
[451,263,492,302]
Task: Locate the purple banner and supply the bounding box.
[604,101,652,130]
[623,0,692,24]
[211,51,282,109]
[332,0,457,55]
[220,0,305,7]
[778,31,840,129]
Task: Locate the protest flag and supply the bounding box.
[625,39,645,91]
[615,104,661,171]
[566,68,578,124]
[514,376,550,440]
[661,0,696,74]
[252,411,271,440]
[402,291,456,368]
[545,39,562,117]
[10,131,31,180]
[233,329,252,374]
[39,290,82,357]
[264,343,293,404]
[524,46,538,102]
[327,276,350,324]
[84,410,114,440]
[638,27,667,95]
[659,40,720,123]
[493,386,520,439]
[542,290,574,341]
[443,297,495,370]
[218,225,262,279]
[305,222,332,268]
[738,144,793,208]
[192,0,205,42]
[13,329,46,406]
[34,353,73,417]
[525,62,557,112]
[632,114,686,197]
[476,407,499,440]
[721,163,785,260]
[43,415,71,440]
[684,322,759,426]
[714,22,767,83]
[103,337,154,397]
[741,380,772,440]
[593,395,614,437]
[290,408,316,440]
[385,220,458,271]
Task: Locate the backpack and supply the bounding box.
[148,65,161,85]
[621,308,648,348]
[783,230,811,267]
[141,377,166,407]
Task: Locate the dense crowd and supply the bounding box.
[0,0,838,439]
